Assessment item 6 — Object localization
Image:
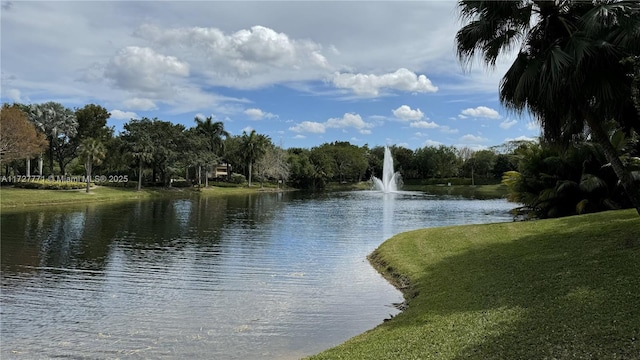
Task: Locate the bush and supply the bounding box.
[230,173,246,184]
[14,180,87,190]
[171,180,191,188]
[209,181,244,188]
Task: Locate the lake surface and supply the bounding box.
[1,190,516,359]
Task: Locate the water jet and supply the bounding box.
[372,146,401,193]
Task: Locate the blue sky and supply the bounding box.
[1,1,540,150]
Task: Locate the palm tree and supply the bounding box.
[456,0,640,215]
[27,102,78,175]
[78,138,106,193]
[195,116,229,186]
[122,119,155,191]
[240,130,270,187]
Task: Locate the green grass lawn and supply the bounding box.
[0,185,263,212]
[309,209,640,359]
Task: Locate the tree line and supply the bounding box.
[2,100,638,219]
[0,101,516,189]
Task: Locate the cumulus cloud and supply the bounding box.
[325,113,371,131]
[460,134,488,143]
[289,113,373,134]
[241,126,254,134]
[423,139,443,147]
[439,125,458,134]
[392,105,424,121]
[105,46,189,93]
[6,88,23,102]
[123,97,157,111]
[289,121,326,133]
[244,108,277,120]
[410,120,439,129]
[459,106,500,119]
[134,24,330,79]
[110,109,139,120]
[499,119,517,129]
[332,68,438,96]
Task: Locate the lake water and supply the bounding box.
[1,190,515,359]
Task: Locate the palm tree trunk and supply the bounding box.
[205,165,209,187]
[48,142,54,175]
[198,165,202,187]
[248,162,252,187]
[137,160,143,191]
[26,158,30,178]
[86,160,92,193]
[586,115,640,216]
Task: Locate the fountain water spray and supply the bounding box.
[372,146,401,193]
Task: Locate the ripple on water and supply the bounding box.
[1,191,515,359]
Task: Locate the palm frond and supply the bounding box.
[580,173,608,193]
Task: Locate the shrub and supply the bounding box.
[14,180,87,190]
[230,173,246,184]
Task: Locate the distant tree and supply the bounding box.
[428,145,460,178]
[240,130,270,187]
[27,102,78,175]
[194,116,229,186]
[492,154,516,179]
[315,142,368,183]
[77,138,106,193]
[256,144,290,188]
[121,118,155,191]
[0,104,48,168]
[391,146,417,179]
[147,119,186,186]
[74,104,112,142]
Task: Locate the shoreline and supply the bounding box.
[0,185,285,213]
[308,209,640,359]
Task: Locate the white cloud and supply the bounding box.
[105,46,189,93]
[439,125,459,134]
[326,113,371,130]
[244,108,277,120]
[392,105,424,121]
[123,97,157,111]
[459,106,501,119]
[526,121,541,131]
[241,126,254,134]
[110,109,139,120]
[6,89,24,102]
[499,119,517,129]
[134,24,330,86]
[460,134,489,143]
[289,121,326,133]
[293,134,306,139]
[332,68,438,96]
[290,113,373,134]
[410,120,439,129]
[423,139,443,147]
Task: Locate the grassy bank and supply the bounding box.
[0,185,263,212]
[309,209,640,359]
[403,183,508,199]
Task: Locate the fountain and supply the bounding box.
[372,146,401,193]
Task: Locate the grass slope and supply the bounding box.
[309,209,640,359]
[0,185,261,212]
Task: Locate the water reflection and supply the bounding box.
[1,191,515,359]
